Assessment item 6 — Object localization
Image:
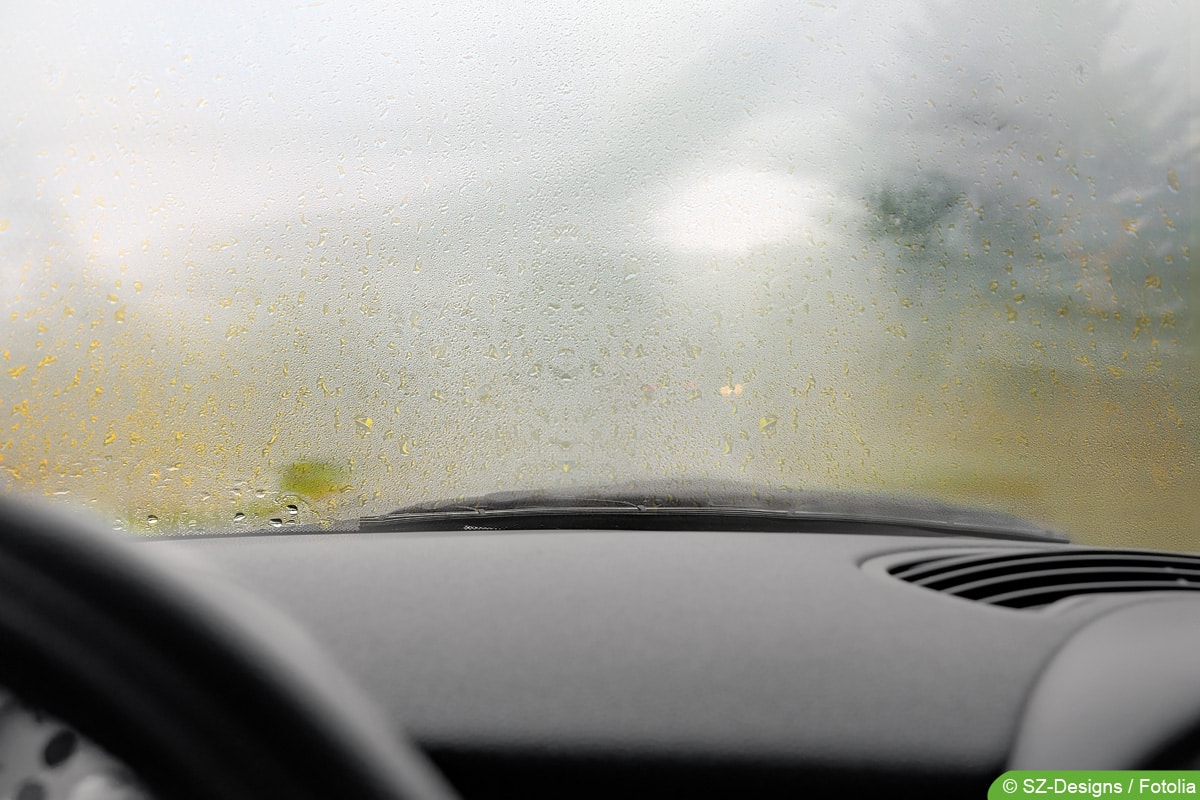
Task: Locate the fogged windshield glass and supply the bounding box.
[1,1,1195,548]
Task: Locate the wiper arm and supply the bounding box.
[359,487,1066,543]
[361,494,643,529]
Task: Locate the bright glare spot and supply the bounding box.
[654,171,824,254]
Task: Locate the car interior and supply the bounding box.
[1,498,1199,799]
[0,0,1195,798]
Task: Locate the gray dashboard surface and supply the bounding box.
[1010,596,1200,769]
[156,530,1104,774]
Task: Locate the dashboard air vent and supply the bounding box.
[887,549,1200,609]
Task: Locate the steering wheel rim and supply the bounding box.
[0,497,456,800]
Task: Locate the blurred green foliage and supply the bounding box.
[280,461,348,500]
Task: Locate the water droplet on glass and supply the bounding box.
[286,504,298,515]
[233,512,246,523]
[269,518,283,528]
[146,514,158,525]
[255,489,266,498]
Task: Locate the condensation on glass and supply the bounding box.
[0,0,1195,548]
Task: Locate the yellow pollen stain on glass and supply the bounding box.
[759,416,778,436]
[1161,167,1180,193]
[354,416,373,435]
[7,365,26,378]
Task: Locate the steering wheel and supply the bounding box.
[0,498,457,800]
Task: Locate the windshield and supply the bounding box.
[1,0,1195,549]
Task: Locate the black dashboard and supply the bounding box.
[138,528,1200,798]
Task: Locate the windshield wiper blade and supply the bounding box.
[359,484,1066,542]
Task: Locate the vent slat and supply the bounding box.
[886,548,1200,610]
[985,581,1200,609]
[932,565,1200,594]
[903,552,1200,584]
